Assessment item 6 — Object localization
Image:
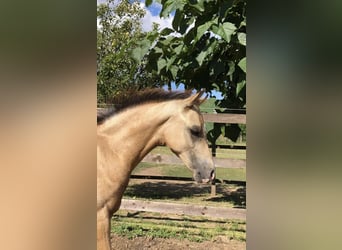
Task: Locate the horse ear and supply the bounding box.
[186,89,208,107]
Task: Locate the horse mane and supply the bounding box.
[97,88,193,125]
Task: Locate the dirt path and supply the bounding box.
[111,234,245,250]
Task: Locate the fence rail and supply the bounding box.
[142,152,245,168]
[121,199,246,220]
[202,113,246,124]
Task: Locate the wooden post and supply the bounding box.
[211,179,216,197]
[211,137,216,196]
[211,141,216,157]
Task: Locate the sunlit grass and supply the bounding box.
[133,162,246,181]
[112,211,246,242]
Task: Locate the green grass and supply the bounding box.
[112,211,246,242]
[150,146,174,155]
[216,167,246,181]
[214,148,246,159]
[133,162,246,182]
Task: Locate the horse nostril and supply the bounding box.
[210,170,215,180]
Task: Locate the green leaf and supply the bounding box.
[189,0,205,12]
[212,83,220,90]
[145,0,153,7]
[173,44,183,55]
[238,57,246,73]
[166,55,177,70]
[169,65,178,79]
[238,32,246,46]
[195,39,217,65]
[240,18,246,28]
[236,80,246,96]
[159,36,176,46]
[227,61,235,76]
[196,51,207,65]
[196,19,216,41]
[179,16,193,34]
[146,30,159,41]
[212,22,236,42]
[160,28,174,36]
[184,27,196,45]
[160,0,185,18]
[212,61,225,77]
[152,46,163,54]
[131,39,151,63]
[157,58,167,73]
[172,9,183,31]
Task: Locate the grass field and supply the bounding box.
[132,162,246,182]
[112,210,246,242]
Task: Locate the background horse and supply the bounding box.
[97,89,215,250]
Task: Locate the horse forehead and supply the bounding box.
[181,108,203,125]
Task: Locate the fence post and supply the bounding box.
[211,141,216,157]
[211,179,216,197]
[210,139,217,196]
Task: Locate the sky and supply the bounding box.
[97,1,172,32]
[139,1,173,32]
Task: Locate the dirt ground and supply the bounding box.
[111,234,245,250]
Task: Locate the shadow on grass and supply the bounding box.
[206,186,246,208]
[124,181,246,208]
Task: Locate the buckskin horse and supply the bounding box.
[97,89,215,250]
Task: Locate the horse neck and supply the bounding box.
[98,102,176,170]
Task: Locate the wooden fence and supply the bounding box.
[121,199,246,220]
[141,151,246,169]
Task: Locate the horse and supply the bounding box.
[97,89,215,250]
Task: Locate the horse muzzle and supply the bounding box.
[195,169,215,184]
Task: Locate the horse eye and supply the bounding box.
[190,128,201,137]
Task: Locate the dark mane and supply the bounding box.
[97,108,116,125]
[97,88,192,125]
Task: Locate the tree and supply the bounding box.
[97,0,162,104]
[132,0,246,142]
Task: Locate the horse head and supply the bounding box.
[161,91,215,183]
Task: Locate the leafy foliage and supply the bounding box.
[97,0,162,104]
[132,0,246,142]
